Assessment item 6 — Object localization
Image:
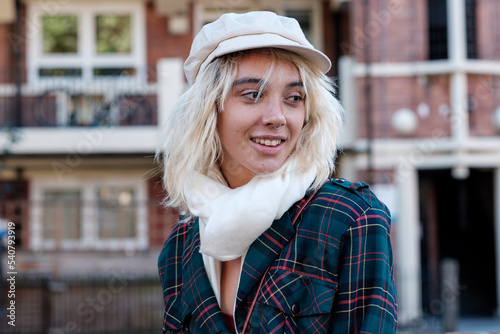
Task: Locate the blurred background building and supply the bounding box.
[0,0,499,332]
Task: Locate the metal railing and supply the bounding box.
[0,273,163,334]
[0,68,159,128]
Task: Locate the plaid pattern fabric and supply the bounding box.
[158,178,397,333]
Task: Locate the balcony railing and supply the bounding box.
[0,274,163,333]
[0,68,159,128]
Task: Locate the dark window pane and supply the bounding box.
[428,0,448,59]
[466,0,477,59]
[95,15,132,54]
[285,9,313,43]
[93,67,136,77]
[42,15,78,54]
[39,68,82,77]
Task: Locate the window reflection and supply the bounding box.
[42,15,78,54]
[97,188,135,239]
[43,190,81,241]
[95,15,132,54]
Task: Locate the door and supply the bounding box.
[419,168,497,317]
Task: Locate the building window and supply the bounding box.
[427,0,477,60]
[194,0,323,50]
[465,0,477,59]
[43,190,82,244]
[27,2,145,82]
[31,178,147,251]
[284,8,317,47]
[428,0,448,60]
[42,15,78,54]
[95,15,132,54]
[97,187,136,239]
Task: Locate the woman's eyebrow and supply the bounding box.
[233,78,304,88]
[288,81,304,88]
[232,77,262,87]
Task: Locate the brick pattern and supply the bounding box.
[0,4,27,84]
[356,76,452,139]
[351,0,500,139]
[147,175,179,248]
[468,74,500,136]
[477,0,500,60]
[0,25,13,83]
[145,2,193,82]
[348,0,427,63]
[357,168,396,185]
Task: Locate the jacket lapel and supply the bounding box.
[235,210,296,308]
[182,219,227,332]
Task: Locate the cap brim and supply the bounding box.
[196,33,331,83]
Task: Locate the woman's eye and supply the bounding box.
[243,91,262,100]
[287,94,304,103]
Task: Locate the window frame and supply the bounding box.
[193,0,324,51]
[30,177,148,251]
[27,2,146,84]
[283,0,323,51]
[427,0,478,60]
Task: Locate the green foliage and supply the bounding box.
[42,15,78,54]
[96,15,132,54]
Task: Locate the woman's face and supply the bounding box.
[217,52,306,188]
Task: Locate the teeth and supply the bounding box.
[253,138,281,147]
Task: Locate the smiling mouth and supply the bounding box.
[252,138,282,147]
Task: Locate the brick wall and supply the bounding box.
[468,74,500,136]
[348,0,427,63]
[145,2,193,82]
[477,0,500,60]
[0,3,26,84]
[147,174,179,248]
[356,75,453,139]
[0,20,19,84]
[350,0,499,140]
[0,24,13,82]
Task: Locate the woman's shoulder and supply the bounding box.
[164,215,197,243]
[310,177,391,218]
[158,217,199,292]
[158,215,197,263]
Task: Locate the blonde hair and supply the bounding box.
[157,48,344,211]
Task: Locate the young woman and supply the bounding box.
[158,11,397,333]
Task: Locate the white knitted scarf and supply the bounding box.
[184,162,316,261]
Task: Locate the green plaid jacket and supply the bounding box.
[158,178,397,333]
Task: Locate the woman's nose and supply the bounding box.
[262,97,286,127]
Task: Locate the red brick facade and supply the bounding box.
[147,175,179,248]
[145,2,193,82]
[348,0,500,140]
[477,0,500,60]
[348,0,428,63]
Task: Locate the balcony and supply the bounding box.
[0,59,185,154]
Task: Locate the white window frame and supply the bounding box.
[283,0,324,51]
[26,1,146,84]
[30,177,148,251]
[193,0,324,51]
[193,0,254,34]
